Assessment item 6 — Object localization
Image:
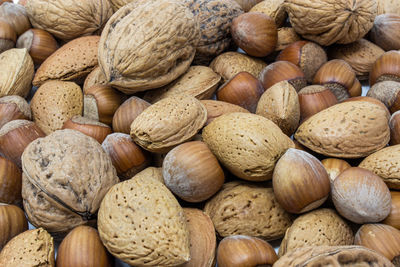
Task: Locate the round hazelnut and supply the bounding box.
[162,141,225,202]
[112,96,150,134]
[383,191,400,230]
[0,20,16,53]
[0,204,28,250]
[62,115,112,143]
[332,167,391,224]
[371,14,400,51]
[370,50,400,86]
[0,156,21,205]
[367,81,400,113]
[0,2,30,36]
[0,95,31,129]
[390,111,400,145]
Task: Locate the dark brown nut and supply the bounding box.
[371,14,400,51]
[328,39,385,80]
[0,157,22,205]
[102,133,150,180]
[21,129,119,237]
[112,96,150,134]
[332,167,391,224]
[390,111,400,145]
[313,59,359,102]
[217,71,264,113]
[278,209,354,257]
[0,204,28,250]
[200,99,250,126]
[0,95,31,129]
[259,61,307,92]
[277,41,327,83]
[26,0,112,41]
[130,96,207,153]
[370,50,400,86]
[204,182,293,240]
[231,12,277,57]
[383,191,400,230]
[274,246,395,267]
[284,0,377,46]
[367,81,400,113]
[62,116,112,144]
[183,0,243,64]
[162,141,225,203]
[0,120,46,167]
[98,0,200,93]
[249,0,286,27]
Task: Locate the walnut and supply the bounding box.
[284,0,377,46]
[25,0,113,41]
[21,129,119,237]
[98,0,199,94]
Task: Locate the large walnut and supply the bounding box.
[21,130,119,237]
[183,0,243,64]
[284,0,377,46]
[98,0,200,94]
[25,0,113,41]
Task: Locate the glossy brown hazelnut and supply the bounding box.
[102,133,150,180]
[390,111,400,145]
[16,28,58,65]
[200,100,250,126]
[231,12,277,57]
[371,14,400,51]
[277,41,327,83]
[383,191,400,230]
[259,61,307,91]
[0,2,30,36]
[217,71,264,113]
[0,20,16,53]
[367,81,400,113]
[62,115,112,143]
[112,96,150,134]
[0,204,28,250]
[0,156,21,205]
[0,95,31,129]
[370,50,400,86]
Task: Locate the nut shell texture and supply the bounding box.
[98,0,200,93]
[284,0,377,46]
[204,182,292,240]
[26,0,113,41]
[131,96,207,153]
[21,129,119,235]
[295,101,390,158]
[98,174,190,266]
[202,112,294,181]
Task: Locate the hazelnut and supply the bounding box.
[162,141,225,202]
[233,0,263,12]
[0,20,16,53]
[332,167,391,224]
[200,99,250,126]
[112,96,150,134]
[367,81,400,113]
[383,191,400,230]
[0,204,28,250]
[313,59,359,102]
[370,50,400,86]
[217,71,264,113]
[217,235,278,267]
[259,61,307,91]
[0,2,30,36]
[273,148,331,214]
[62,115,112,143]
[0,156,21,205]
[57,226,112,267]
[321,158,351,183]
[298,85,338,122]
[277,41,327,82]
[102,133,150,180]
[231,12,277,57]
[355,223,400,264]
[0,95,31,129]
[390,111,400,145]
[16,28,58,65]
[371,14,400,51]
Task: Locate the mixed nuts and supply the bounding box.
[1,0,400,266]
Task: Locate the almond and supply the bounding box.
[295,101,390,158]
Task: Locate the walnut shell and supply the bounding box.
[130,96,207,153]
[26,0,113,41]
[21,129,119,236]
[284,0,377,46]
[98,0,200,94]
[0,48,34,98]
[204,181,292,240]
[98,174,190,266]
[202,112,294,181]
[183,0,243,64]
[278,209,354,256]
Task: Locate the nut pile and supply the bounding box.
[1,0,400,266]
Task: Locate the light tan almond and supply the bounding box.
[295,101,390,158]
[249,0,286,27]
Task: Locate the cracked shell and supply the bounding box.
[98,173,190,266]
[26,0,113,41]
[284,0,377,46]
[202,112,294,181]
[295,101,390,158]
[130,96,207,153]
[98,0,200,94]
[21,129,119,237]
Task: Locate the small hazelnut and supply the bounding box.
[367,81,400,113]
[0,2,30,36]
[390,111,400,145]
[383,191,400,230]
[0,156,21,205]
[370,50,400,86]
[0,204,28,250]
[112,96,150,134]
[259,61,307,91]
[0,95,31,129]
[0,20,16,53]
[371,14,400,51]
[62,115,112,143]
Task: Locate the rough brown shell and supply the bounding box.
[98,174,190,266]
[21,129,119,236]
[202,112,294,181]
[130,96,207,153]
[26,0,113,41]
[295,101,390,158]
[284,0,377,46]
[204,182,292,240]
[98,0,200,94]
